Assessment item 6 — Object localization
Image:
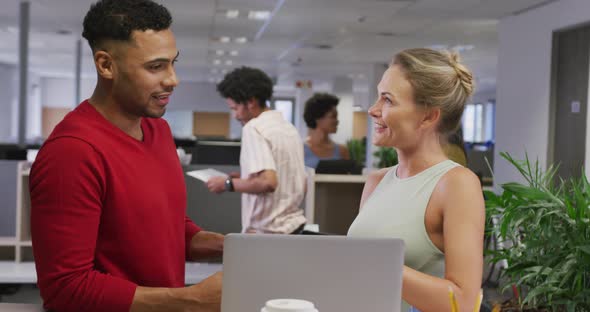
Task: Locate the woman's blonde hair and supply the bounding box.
[391,48,474,134]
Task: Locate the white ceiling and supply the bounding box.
[0,0,558,94]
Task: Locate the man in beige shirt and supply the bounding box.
[206,67,307,234]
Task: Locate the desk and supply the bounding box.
[0,303,43,311]
[0,261,222,285]
[0,262,36,283]
[185,262,223,284]
[305,173,366,235]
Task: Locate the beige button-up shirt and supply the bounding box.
[240,110,307,233]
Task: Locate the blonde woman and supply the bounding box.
[347,48,485,312]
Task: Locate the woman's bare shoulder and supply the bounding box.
[439,166,481,189]
[367,167,391,183]
[432,165,484,211]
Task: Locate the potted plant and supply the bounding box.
[346,138,366,168]
[484,152,590,311]
[373,147,398,168]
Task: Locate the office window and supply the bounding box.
[474,103,484,142]
[463,105,476,142]
[462,101,495,143]
[484,100,495,142]
[163,110,194,138]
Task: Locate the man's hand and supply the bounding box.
[130,272,223,312]
[183,271,223,312]
[206,176,227,194]
[189,231,224,261]
[229,172,240,178]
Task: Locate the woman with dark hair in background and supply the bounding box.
[303,93,350,168]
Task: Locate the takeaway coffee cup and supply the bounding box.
[260,299,318,312]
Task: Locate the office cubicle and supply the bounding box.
[176,139,242,234]
[183,164,242,234]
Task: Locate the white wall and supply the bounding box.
[163,110,193,138]
[37,78,244,139]
[332,94,354,145]
[170,81,243,139]
[40,78,227,111]
[586,55,590,176]
[30,76,361,143]
[293,86,314,139]
[170,81,225,111]
[471,90,496,104]
[365,63,389,170]
[332,77,354,145]
[0,64,17,143]
[27,72,42,141]
[41,76,96,108]
[0,64,45,143]
[495,0,590,187]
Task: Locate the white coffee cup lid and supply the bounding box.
[261,299,318,312]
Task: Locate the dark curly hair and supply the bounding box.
[217,67,273,108]
[303,93,339,129]
[82,0,172,51]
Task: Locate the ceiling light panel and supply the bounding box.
[225,9,240,19]
[248,10,271,20]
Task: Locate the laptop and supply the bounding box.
[315,159,362,174]
[221,234,405,312]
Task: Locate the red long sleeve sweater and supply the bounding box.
[29,101,201,312]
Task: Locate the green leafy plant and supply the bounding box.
[346,138,366,167]
[484,152,590,311]
[373,147,398,168]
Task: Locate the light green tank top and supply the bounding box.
[347,160,460,311]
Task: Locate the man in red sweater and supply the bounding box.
[29,1,225,311]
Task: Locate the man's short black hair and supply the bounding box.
[303,93,340,129]
[217,67,273,108]
[82,0,172,51]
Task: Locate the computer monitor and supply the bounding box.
[190,140,241,165]
[315,159,362,174]
[0,144,27,160]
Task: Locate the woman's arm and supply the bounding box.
[403,167,485,312]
